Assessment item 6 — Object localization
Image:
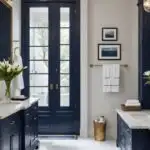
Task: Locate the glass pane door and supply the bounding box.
[22,2,80,135]
[29,7,49,107]
[59,7,70,107]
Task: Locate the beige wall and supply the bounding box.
[88,0,138,139]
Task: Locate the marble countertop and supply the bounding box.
[0,97,39,119]
[117,109,150,129]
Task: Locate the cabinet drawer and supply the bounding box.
[2,112,20,128]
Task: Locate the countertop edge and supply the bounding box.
[116,109,150,130]
[0,97,39,119]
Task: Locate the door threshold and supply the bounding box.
[39,135,78,140]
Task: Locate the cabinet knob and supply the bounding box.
[10,121,15,125]
[34,117,37,120]
[26,125,29,128]
[26,113,30,116]
[34,106,37,110]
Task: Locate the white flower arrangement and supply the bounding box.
[0,59,27,98]
[143,71,150,84]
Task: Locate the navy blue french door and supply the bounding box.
[21,0,80,135]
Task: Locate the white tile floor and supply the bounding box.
[39,138,119,150]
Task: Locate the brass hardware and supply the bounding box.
[26,125,29,128]
[34,117,37,120]
[50,84,54,90]
[56,84,59,90]
[26,113,30,116]
[89,64,128,68]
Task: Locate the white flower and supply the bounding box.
[4,61,9,66]
[144,71,150,76]
[7,67,11,73]
[0,62,5,68]
[12,64,18,70]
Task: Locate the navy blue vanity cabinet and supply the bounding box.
[117,115,132,150]
[21,102,39,150]
[0,111,21,150]
[117,114,150,150]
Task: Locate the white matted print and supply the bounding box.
[98,44,121,60]
[102,28,118,41]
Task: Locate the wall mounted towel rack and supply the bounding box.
[89,64,128,68]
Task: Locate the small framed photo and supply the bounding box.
[102,27,118,41]
[98,44,121,60]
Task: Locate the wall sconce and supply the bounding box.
[144,0,150,12]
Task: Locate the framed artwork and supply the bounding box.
[98,44,121,60]
[102,27,118,41]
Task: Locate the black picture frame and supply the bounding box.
[98,44,121,60]
[102,27,118,41]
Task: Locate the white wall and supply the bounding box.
[88,0,138,139]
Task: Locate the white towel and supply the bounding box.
[126,99,140,104]
[125,103,141,107]
[125,99,141,106]
[102,64,111,92]
[111,64,120,92]
[12,54,25,95]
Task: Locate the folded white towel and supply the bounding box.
[125,99,141,107]
[103,64,111,92]
[111,86,119,92]
[126,99,139,103]
[111,64,120,92]
[13,54,24,90]
[125,103,141,107]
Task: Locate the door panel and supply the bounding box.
[22,1,80,135]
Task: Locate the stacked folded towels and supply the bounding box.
[125,99,141,107]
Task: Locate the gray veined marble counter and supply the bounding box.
[116,109,150,129]
[0,97,39,119]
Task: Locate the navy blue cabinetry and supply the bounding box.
[0,111,21,150]
[117,114,150,150]
[0,0,12,61]
[21,102,39,150]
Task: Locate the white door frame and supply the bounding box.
[80,0,88,138]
